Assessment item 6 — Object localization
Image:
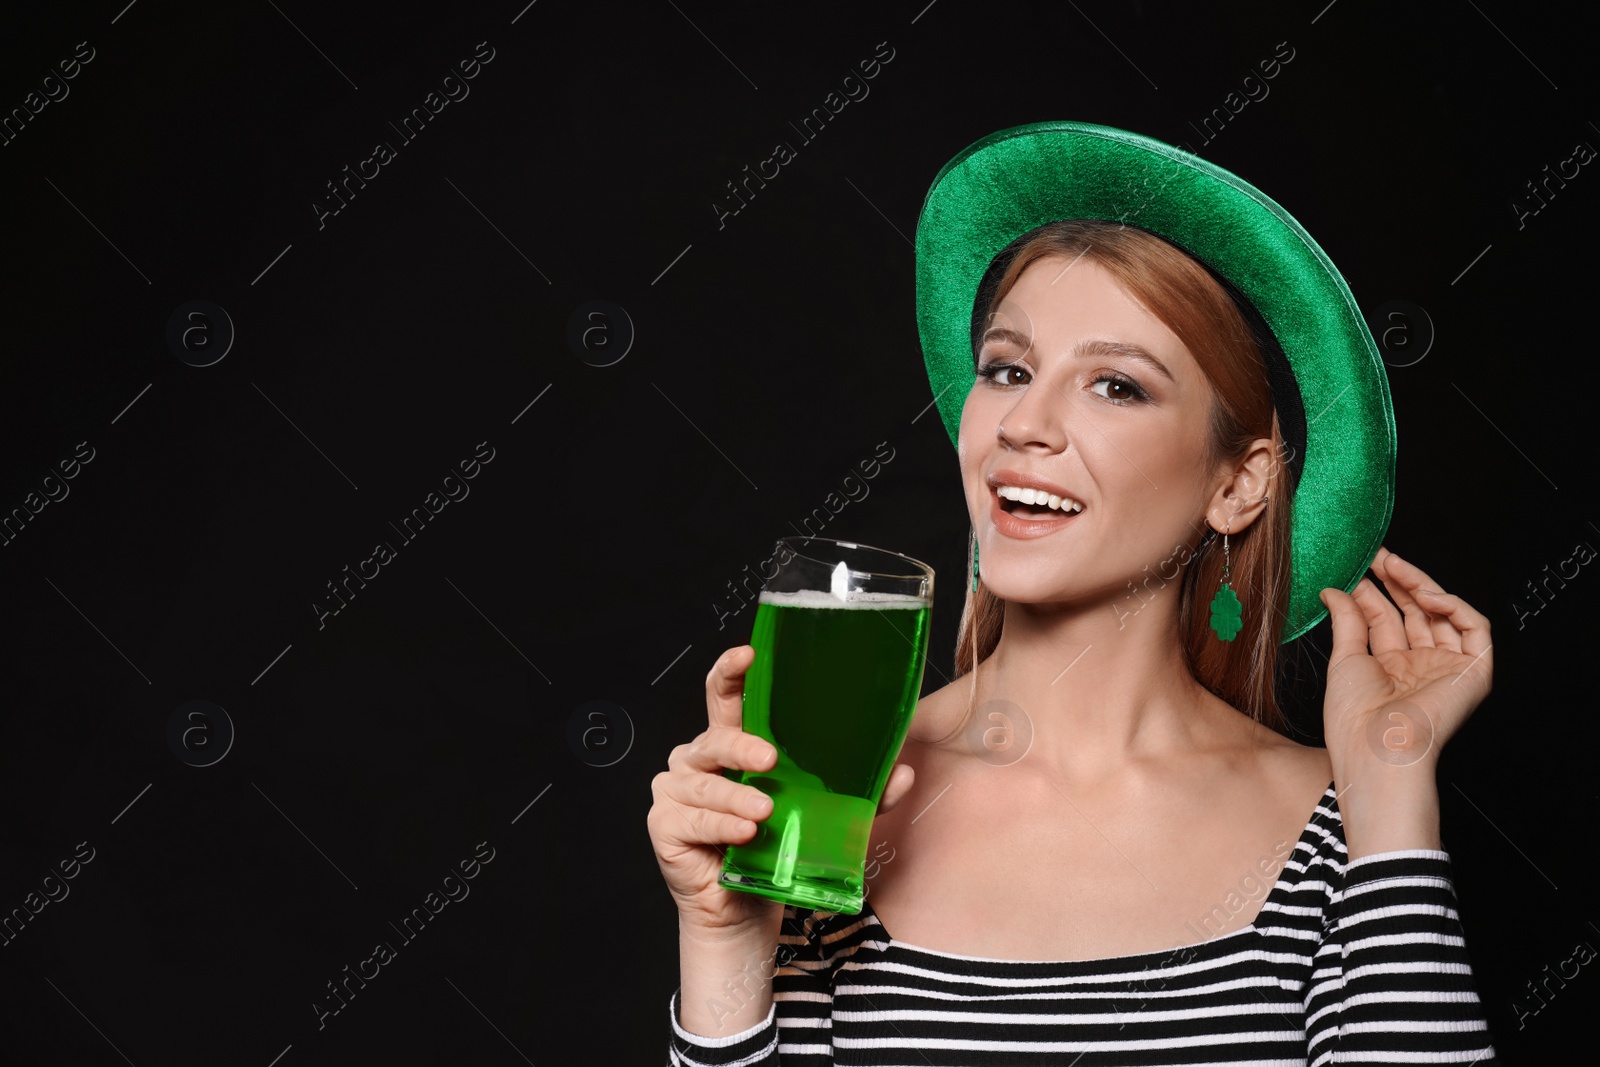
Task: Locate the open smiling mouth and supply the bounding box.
[991,488,1085,535]
[996,487,1083,521]
[999,498,1076,520]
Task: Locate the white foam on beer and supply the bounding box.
[758,588,926,609]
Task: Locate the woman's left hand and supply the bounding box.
[1318,545,1494,778]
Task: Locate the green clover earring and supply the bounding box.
[1208,524,1243,641]
[972,534,980,592]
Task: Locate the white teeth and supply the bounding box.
[996,485,1083,513]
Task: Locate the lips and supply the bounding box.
[982,469,1085,538]
[986,469,1083,506]
[989,489,1082,539]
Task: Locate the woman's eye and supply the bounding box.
[978,361,1029,386]
[1090,374,1146,403]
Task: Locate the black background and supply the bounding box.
[1,1,1593,1063]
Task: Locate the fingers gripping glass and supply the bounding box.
[719,537,934,914]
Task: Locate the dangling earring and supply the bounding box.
[1208,522,1243,641]
[971,533,980,593]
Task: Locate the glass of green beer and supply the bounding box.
[719,536,933,914]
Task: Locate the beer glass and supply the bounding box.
[719,536,933,914]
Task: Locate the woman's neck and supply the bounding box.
[959,597,1252,784]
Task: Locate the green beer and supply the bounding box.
[720,584,931,914]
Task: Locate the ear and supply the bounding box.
[1204,436,1277,534]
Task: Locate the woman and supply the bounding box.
[650,122,1498,1064]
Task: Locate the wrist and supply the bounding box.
[677,918,782,1037]
[678,906,783,947]
[1332,760,1442,860]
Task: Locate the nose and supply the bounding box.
[996,373,1072,453]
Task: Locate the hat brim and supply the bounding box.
[915,120,1395,643]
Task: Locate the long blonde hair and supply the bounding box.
[952,220,1295,735]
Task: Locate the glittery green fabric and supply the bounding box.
[915,121,1395,643]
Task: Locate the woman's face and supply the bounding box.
[958,253,1226,608]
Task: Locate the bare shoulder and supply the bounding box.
[903,675,974,749]
[1229,703,1335,811]
[872,678,979,837]
[1260,719,1332,782]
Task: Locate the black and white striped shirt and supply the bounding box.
[668,783,1498,1065]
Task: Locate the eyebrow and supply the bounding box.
[978,327,1176,384]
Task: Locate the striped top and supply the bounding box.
[668,783,1498,1065]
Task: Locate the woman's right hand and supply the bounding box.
[648,644,917,935]
[649,645,785,936]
